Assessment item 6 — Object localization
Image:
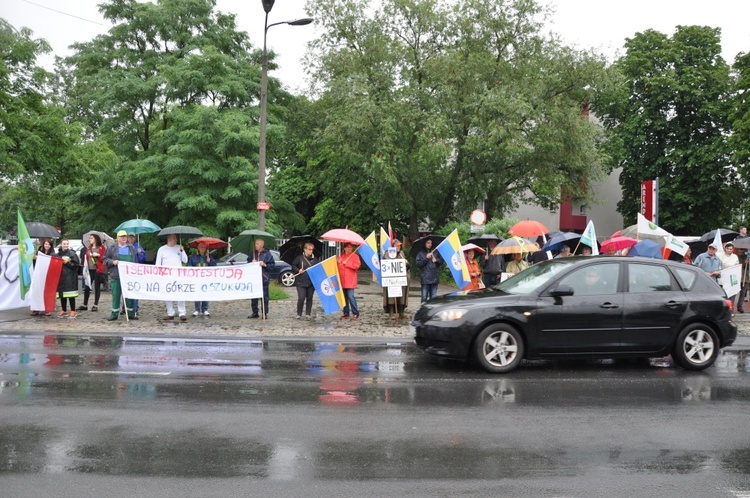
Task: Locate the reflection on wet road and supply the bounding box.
[1,333,750,496]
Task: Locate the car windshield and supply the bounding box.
[494,259,574,294]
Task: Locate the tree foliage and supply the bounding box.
[593,26,738,233]
[57,0,296,238]
[281,0,609,239]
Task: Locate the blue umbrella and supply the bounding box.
[115,218,161,235]
[627,239,662,259]
[541,231,580,252]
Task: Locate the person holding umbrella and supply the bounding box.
[416,239,443,302]
[104,230,138,321]
[156,233,188,321]
[292,242,320,320]
[480,239,506,288]
[506,252,529,275]
[248,238,275,319]
[188,241,216,317]
[121,233,147,317]
[462,245,483,291]
[337,242,362,320]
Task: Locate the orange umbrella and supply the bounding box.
[508,220,549,238]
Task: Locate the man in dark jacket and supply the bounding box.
[103,230,138,321]
[416,239,443,302]
[480,239,506,288]
[247,238,275,319]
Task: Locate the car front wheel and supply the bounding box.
[474,324,525,373]
[279,270,295,287]
[673,323,719,371]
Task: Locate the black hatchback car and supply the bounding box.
[412,257,737,373]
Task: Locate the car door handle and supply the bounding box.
[665,301,685,309]
[600,303,619,309]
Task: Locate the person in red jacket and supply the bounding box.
[337,242,362,320]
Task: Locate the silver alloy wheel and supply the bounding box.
[681,327,715,365]
[482,330,519,367]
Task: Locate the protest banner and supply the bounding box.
[118,262,263,301]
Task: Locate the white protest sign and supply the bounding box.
[720,264,742,297]
[119,262,263,301]
[381,258,408,287]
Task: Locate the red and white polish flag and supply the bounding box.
[29,254,63,313]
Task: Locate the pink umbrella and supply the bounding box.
[601,236,638,253]
[461,243,486,256]
[321,228,365,246]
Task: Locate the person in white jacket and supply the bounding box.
[156,234,188,321]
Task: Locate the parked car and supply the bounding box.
[412,256,737,373]
[216,249,295,287]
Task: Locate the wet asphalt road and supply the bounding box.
[1,332,750,497]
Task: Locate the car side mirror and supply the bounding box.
[550,284,574,297]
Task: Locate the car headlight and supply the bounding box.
[432,309,467,321]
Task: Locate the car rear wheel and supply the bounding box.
[673,323,719,371]
[279,270,295,287]
[474,324,525,373]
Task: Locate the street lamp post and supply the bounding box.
[257,0,312,230]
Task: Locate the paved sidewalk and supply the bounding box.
[0,274,437,339]
[1,273,749,342]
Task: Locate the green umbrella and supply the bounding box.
[115,218,161,235]
[231,229,277,254]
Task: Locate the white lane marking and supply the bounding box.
[88,371,171,376]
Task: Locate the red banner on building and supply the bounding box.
[641,180,658,223]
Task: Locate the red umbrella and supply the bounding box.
[508,220,549,238]
[321,228,365,246]
[188,237,228,250]
[600,236,637,253]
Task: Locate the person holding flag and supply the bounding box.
[358,231,382,285]
[416,238,442,302]
[308,256,346,316]
[382,239,410,319]
[435,229,471,289]
[379,226,392,257]
[337,242,361,320]
[579,220,599,255]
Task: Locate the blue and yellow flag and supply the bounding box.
[436,229,471,288]
[359,231,382,285]
[17,209,34,299]
[308,256,346,315]
[379,226,391,257]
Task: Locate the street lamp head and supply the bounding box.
[287,18,314,26]
[261,0,275,14]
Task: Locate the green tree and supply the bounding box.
[291,0,608,239]
[593,26,737,233]
[729,51,750,224]
[60,0,293,238]
[0,19,92,234]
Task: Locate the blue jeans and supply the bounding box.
[252,283,270,315]
[421,283,439,303]
[194,301,209,313]
[342,288,359,317]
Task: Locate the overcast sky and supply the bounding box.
[2,0,749,93]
